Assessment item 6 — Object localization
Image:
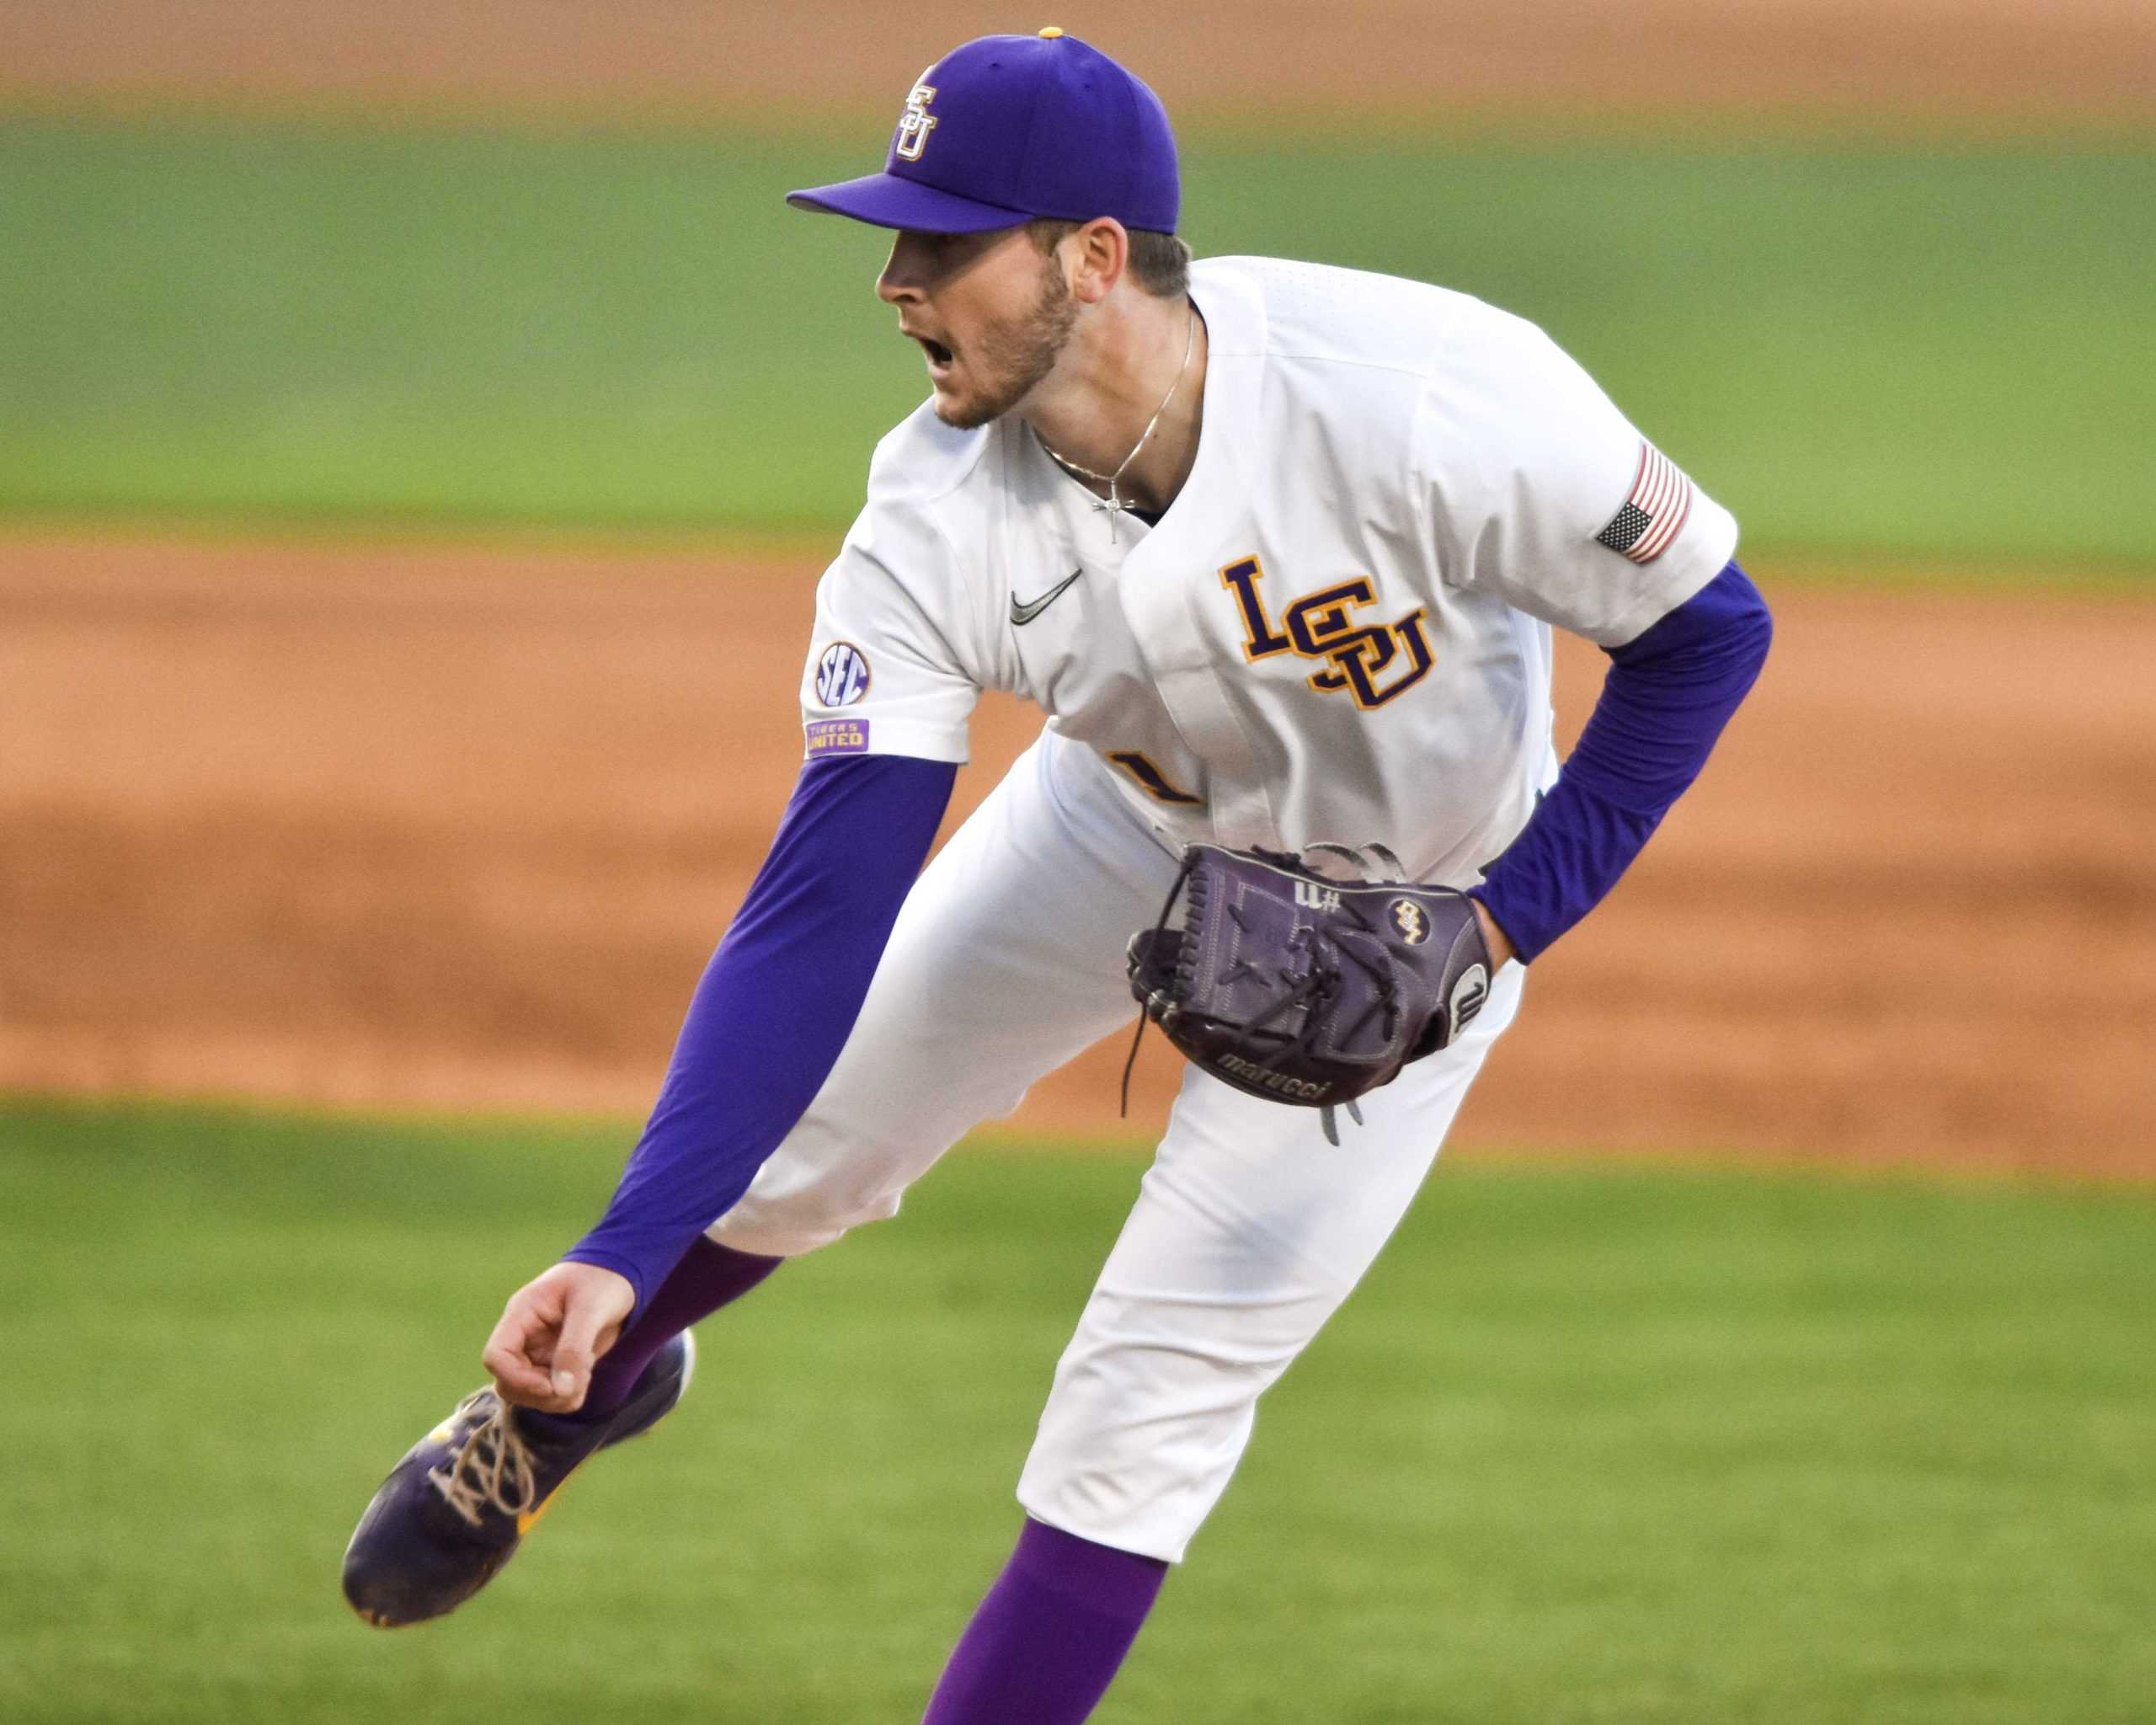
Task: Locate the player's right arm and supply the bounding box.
[482,745,958,1409]
[484,478,986,1411]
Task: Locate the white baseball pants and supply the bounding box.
[710,730,1523,1562]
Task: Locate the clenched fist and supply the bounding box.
[480,1260,637,1414]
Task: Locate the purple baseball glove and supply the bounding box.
[1126,843,1492,1140]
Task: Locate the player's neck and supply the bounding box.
[1023,297,1208,519]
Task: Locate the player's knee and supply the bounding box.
[707,1191,904,1259]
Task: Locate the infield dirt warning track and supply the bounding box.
[3,536,2150,1178]
[4,0,2151,1173]
[6,0,2150,120]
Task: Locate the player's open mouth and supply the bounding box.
[916,336,955,371]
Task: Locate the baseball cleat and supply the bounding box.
[341,1330,696,1628]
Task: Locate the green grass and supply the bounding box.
[3,114,2152,566]
[3,1095,2153,1723]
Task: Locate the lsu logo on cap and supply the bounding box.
[894,78,939,162]
[814,641,872,708]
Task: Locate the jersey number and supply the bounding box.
[1109,750,1201,805]
[1219,557,1433,709]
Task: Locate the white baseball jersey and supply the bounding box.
[799,254,1739,884]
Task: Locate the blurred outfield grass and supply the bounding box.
[5,1094,2153,1724]
[3,115,2152,567]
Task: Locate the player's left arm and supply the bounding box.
[1466,560,1772,962]
[1419,313,1774,962]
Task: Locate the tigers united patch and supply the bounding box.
[805,718,869,757]
[1595,441,1694,564]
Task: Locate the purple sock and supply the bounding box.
[571,1236,781,1418]
[921,1518,1169,1725]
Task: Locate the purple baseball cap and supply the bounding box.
[787,29,1179,235]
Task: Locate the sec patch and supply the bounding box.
[814,641,872,708]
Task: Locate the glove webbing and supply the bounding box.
[1119,847,1398,1146]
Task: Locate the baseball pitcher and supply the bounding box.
[344,30,1772,1723]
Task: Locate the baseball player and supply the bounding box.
[344,29,1772,1723]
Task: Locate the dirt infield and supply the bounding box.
[5,0,2151,123]
[3,534,2149,1175]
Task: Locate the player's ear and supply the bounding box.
[1069,218,1129,306]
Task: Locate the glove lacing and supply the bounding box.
[1242,916,1398,1145]
[427,1392,541,1529]
[1120,849,1203,1116]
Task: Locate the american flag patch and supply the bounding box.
[1595,441,1694,563]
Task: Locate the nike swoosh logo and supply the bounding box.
[1011,569,1083,627]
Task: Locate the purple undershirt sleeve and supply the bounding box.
[1470,560,1772,963]
[564,752,957,1311]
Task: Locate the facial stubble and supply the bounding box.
[934,250,1080,430]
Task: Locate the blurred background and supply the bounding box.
[3,4,2152,1722]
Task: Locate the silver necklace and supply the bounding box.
[1038,308,1198,540]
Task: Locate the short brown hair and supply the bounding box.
[1027,218,1193,300]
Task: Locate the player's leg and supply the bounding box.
[566,1236,783,1418]
[921,967,1525,1722]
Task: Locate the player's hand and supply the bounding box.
[480,1260,637,1414]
